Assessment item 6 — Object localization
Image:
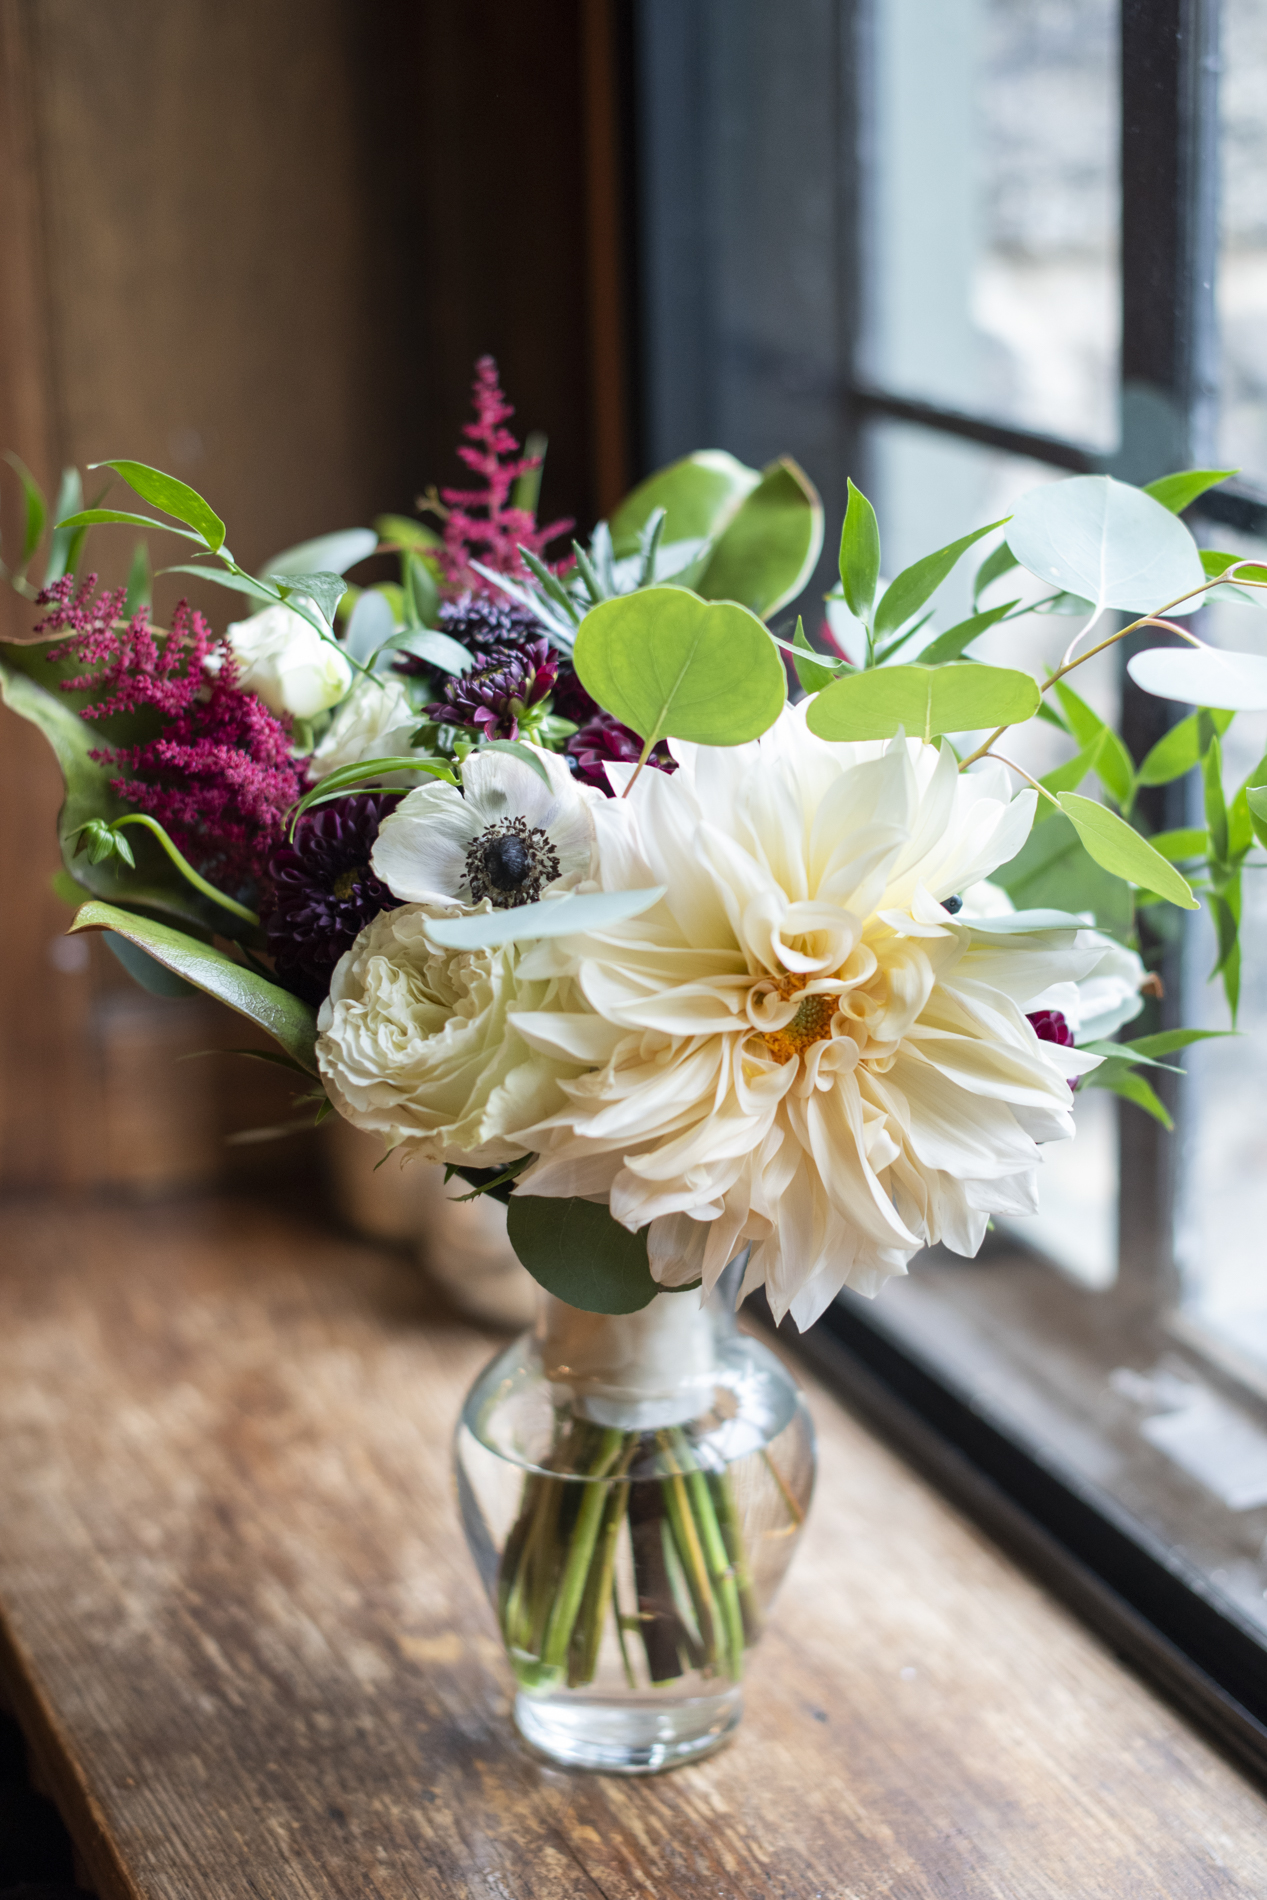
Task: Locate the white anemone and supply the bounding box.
[371,745,599,912]
[505,703,1105,1328]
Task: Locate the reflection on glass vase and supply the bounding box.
[454,1256,816,1774]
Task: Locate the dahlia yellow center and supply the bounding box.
[756,974,838,1065]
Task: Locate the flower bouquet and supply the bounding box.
[4,360,1266,1771]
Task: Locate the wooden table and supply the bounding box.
[2,1195,1266,1899]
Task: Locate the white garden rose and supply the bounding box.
[220,600,353,720]
[307,674,421,781]
[504,703,1107,1328]
[316,903,591,1165]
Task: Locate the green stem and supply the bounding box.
[103,815,259,925]
[539,1427,624,1675]
[656,1432,718,1667]
[707,1467,761,1646]
[671,1432,745,1680]
[570,1478,630,1687]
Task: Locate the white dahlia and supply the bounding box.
[506,703,1106,1327]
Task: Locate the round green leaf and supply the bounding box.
[572,586,786,747]
[1127,645,1267,711]
[506,1195,658,1313]
[1056,794,1198,909]
[1008,475,1205,616]
[805,662,1039,742]
[260,528,377,578]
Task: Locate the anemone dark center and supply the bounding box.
[465,817,561,909]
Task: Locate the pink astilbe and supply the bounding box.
[37,574,306,890]
[437,355,572,591]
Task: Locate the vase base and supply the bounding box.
[513,1685,742,1775]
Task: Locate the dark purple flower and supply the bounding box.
[425,637,559,741]
[551,662,598,727]
[1027,1008,1077,1090]
[262,794,402,1005]
[393,591,546,680]
[566,712,677,795]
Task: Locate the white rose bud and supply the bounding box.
[307,675,421,782]
[221,600,353,720]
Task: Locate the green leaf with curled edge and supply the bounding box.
[1057,793,1198,909]
[806,661,1039,742]
[90,458,226,551]
[3,452,46,570]
[1082,1060,1174,1128]
[44,468,85,584]
[608,450,761,560]
[697,457,823,619]
[506,1194,658,1313]
[55,508,206,544]
[573,586,786,748]
[1009,475,1205,616]
[972,538,1019,606]
[263,569,347,628]
[792,616,835,694]
[69,900,318,1074]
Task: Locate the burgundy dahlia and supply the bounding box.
[425,638,558,741]
[566,712,677,794]
[263,794,402,1005]
[1026,1008,1074,1049]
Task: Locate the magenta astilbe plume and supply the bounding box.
[437,356,572,591]
[37,574,305,890]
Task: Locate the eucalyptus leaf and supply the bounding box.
[696,457,823,619]
[1032,590,1095,616]
[506,1195,658,1313]
[404,549,439,629]
[608,450,760,560]
[71,900,318,1072]
[917,600,1017,666]
[425,885,667,951]
[1008,475,1205,616]
[806,662,1039,742]
[3,452,46,570]
[90,459,225,551]
[1199,548,1267,608]
[573,587,786,747]
[838,479,881,622]
[1057,792,1198,908]
[873,518,1008,642]
[1127,644,1267,711]
[1143,468,1238,514]
[260,528,377,578]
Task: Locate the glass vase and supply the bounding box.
[454,1259,816,1774]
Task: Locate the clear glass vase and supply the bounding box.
[454,1259,816,1774]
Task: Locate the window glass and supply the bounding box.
[1218,0,1267,482]
[1176,528,1267,1357]
[865,0,1120,450]
[867,417,1120,1285]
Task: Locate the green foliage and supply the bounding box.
[1127,643,1267,712]
[1008,475,1205,615]
[917,600,1018,666]
[806,662,1039,743]
[375,513,444,555]
[972,539,1019,604]
[70,900,319,1073]
[103,932,199,999]
[56,507,206,544]
[505,1195,659,1312]
[573,587,786,750]
[44,468,87,584]
[1136,708,1233,786]
[124,539,152,617]
[90,458,226,551]
[992,813,1133,937]
[2,452,46,578]
[608,450,760,559]
[791,616,836,694]
[872,519,1008,645]
[838,479,881,621]
[1051,683,1134,809]
[1142,468,1239,514]
[696,457,823,618]
[1056,793,1197,910]
[263,569,347,628]
[260,528,377,578]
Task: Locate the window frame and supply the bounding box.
[631,0,1267,1776]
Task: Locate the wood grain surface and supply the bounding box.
[1,1194,1266,1899]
